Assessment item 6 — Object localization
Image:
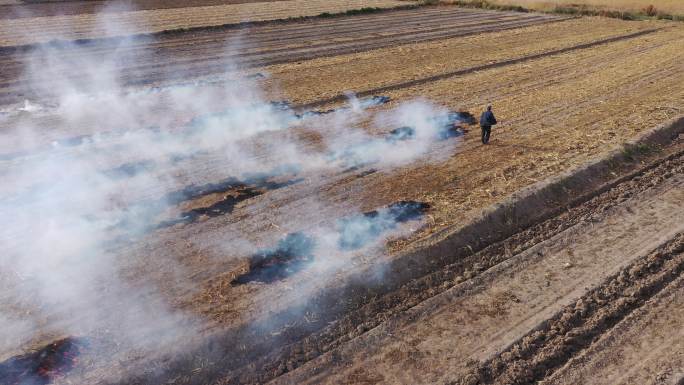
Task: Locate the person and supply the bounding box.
[479,104,497,144]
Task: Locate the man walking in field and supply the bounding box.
[479,104,497,144]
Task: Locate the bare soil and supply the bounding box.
[0,0,408,46]
[0,0,288,19]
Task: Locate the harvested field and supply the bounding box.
[0,7,561,105]
[0,0,408,46]
[0,3,683,385]
[0,0,291,19]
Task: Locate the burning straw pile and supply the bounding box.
[0,337,86,385]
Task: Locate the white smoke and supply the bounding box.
[0,5,464,382]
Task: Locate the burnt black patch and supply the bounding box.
[337,200,430,250]
[233,232,315,284]
[295,95,390,119]
[159,187,261,227]
[294,109,335,119]
[449,111,477,125]
[171,177,298,205]
[54,135,90,147]
[386,126,416,142]
[437,125,465,140]
[159,178,300,228]
[356,168,378,178]
[168,150,210,164]
[387,201,430,222]
[269,100,291,111]
[366,95,390,106]
[165,178,245,205]
[437,111,475,140]
[0,337,86,385]
[104,160,156,179]
[162,163,299,206]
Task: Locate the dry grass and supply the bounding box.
[262,18,659,104]
[492,0,684,15]
[442,0,684,18]
[0,0,407,46]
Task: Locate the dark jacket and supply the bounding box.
[480,110,497,127]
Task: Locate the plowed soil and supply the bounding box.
[0,0,408,46]
[0,0,289,19]
[0,7,560,105]
[1,4,683,385]
[273,156,684,385]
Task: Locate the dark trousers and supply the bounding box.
[481,125,491,144]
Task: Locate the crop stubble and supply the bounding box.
[0,7,560,106]
[0,0,408,46]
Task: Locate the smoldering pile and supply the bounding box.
[231,201,430,285]
[387,111,475,142]
[0,337,87,385]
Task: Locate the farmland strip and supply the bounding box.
[107,16,557,86]
[0,1,416,49]
[0,11,536,86]
[0,13,562,104]
[294,27,664,110]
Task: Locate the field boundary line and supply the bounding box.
[294,27,664,110]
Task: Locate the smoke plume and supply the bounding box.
[0,6,464,382]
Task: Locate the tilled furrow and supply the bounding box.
[459,233,684,385]
[0,15,560,104]
[295,27,662,110]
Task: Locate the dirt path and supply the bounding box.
[545,274,684,385]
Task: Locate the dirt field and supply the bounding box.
[0,0,291,19]
[274,150,684,385]
[0,3,683,385]
[0,7,561,106]
[0,0,408,46]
